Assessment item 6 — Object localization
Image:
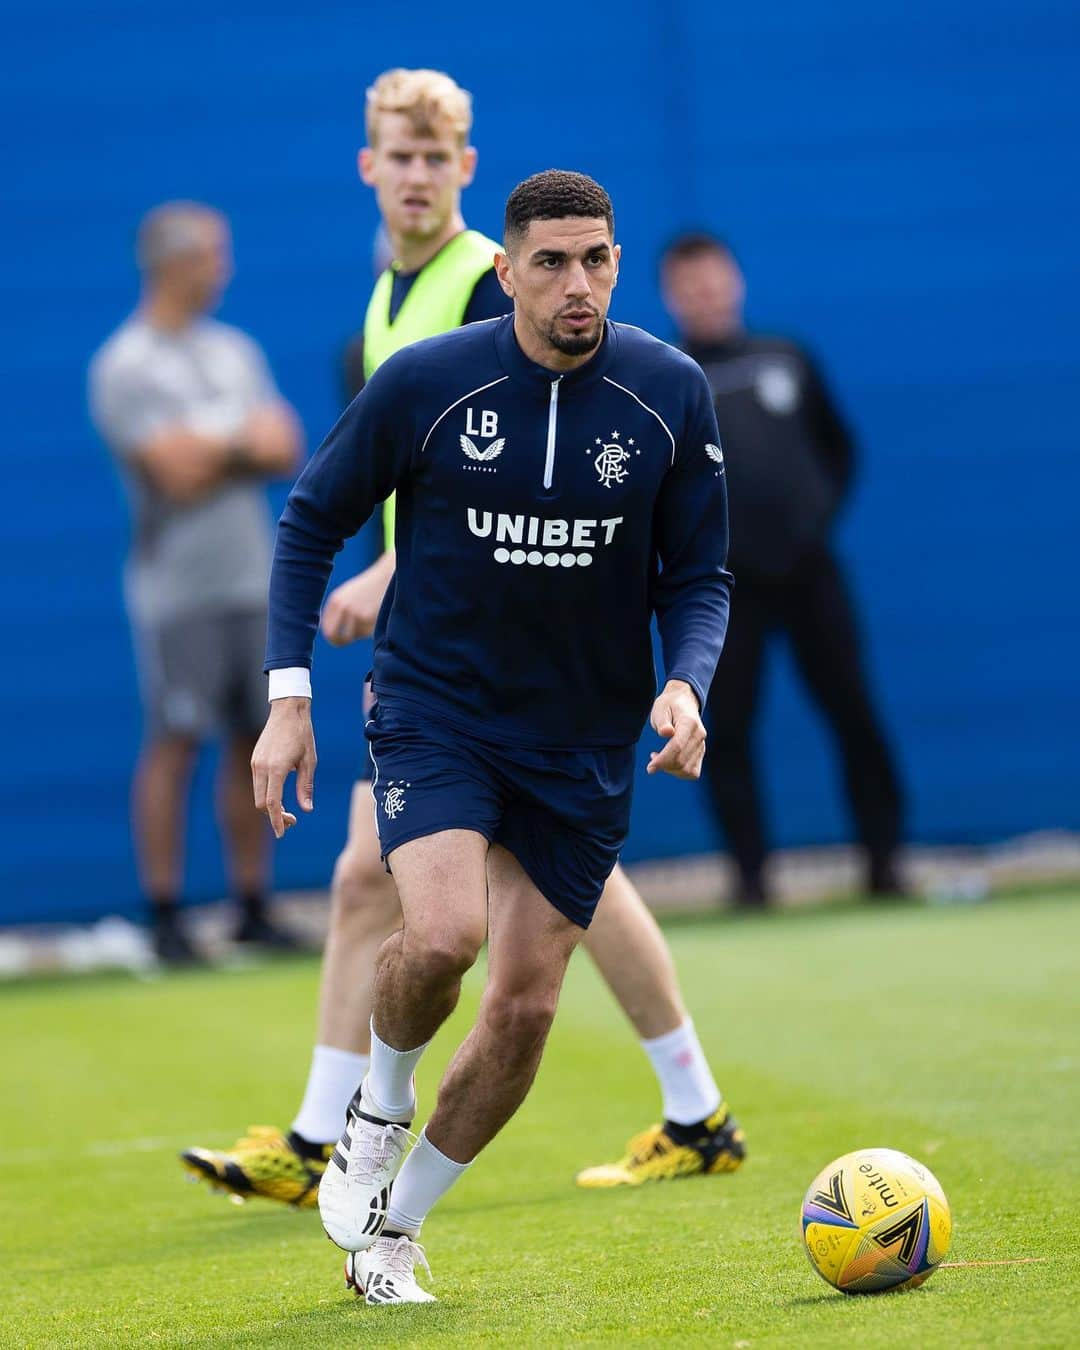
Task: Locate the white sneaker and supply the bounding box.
[346,1234,437,1305]
[318,1108,416,1252]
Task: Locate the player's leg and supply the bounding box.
[293,783,400,1125]
[418,842,580,1161]
[782,549,905,894]
[582,864,686,1038]
[130,614,207,964]
[575,865,746,1187]
[179,782,401,1206]
[347,843,581,1305]
[133,732,199,962]
[700,583,772,905]
[318,828,490,1254]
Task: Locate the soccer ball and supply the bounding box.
[800,1148,951,1294]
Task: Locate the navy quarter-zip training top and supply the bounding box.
[267,315,733,750]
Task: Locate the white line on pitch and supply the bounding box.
[0,1133,235,1165]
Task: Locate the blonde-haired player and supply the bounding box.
[181,73,744,1253]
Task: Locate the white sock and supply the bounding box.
[640,1018,722,1127]
[362,1019,428,1122]
[385,1127,472,1236]
[291,1045,369,1145]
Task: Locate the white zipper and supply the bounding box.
[542,377,561,489]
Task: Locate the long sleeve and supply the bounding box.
[652,369,734,709]
[803,349,856,504]
[265,351,416,671]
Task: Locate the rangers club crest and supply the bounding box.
[586,430,640,488]
[383,783,408,819]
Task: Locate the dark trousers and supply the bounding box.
[704,547,903,895]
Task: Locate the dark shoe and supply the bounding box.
[868,857,911,898]
[152,913,205,967]
[231,911,309,951]
[733,877,770,910]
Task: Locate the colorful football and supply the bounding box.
[801,1148,951,1294]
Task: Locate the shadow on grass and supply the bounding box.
[785,1282,946,1309]
[784,1294,844,1308]
[220,1298,464,1347]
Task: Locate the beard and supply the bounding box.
[546,314,605,356]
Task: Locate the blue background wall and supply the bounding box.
[4,0,1078,923]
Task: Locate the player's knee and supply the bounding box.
[331,844,395,919]
[402,927,483,986]
[485,986,559,1052]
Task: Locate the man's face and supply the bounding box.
[497,217,619,360]
[359,113,477,245]
[165,217,232,313]
[662,250,744,342]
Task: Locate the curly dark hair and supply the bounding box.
[503,170,614,249]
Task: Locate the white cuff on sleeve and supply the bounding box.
[268,667,312,701]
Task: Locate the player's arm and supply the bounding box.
[648,368,733,781]
[225,338,305,481]
[135,405,302,503]
[318,270,511,648]
[130,424,236,503]
[318,331,397,647]
[802,348,856,504]
[252,353,415,835]
[90,366,302,507]
[88,360,229,503]
[231,401,304,479]
[321,546,396,645]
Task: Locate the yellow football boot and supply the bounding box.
[575,1104,746,1188]
[180,1126,331,1207]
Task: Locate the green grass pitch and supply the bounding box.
[2,890,1078,1347]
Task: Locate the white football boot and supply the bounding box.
[318,1100,416,1252]
[346,1234,437,1305]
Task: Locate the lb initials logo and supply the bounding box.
[462,408,503,472]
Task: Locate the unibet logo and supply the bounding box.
[467,509,623,567]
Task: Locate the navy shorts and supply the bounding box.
[365,702,635,928]
[355,680,377,781]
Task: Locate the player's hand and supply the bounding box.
[251,697,317,838]
[320,551,396,646]
[646,680,706,780]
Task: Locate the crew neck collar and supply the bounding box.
[494,315,617,392]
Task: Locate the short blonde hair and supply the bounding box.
[365,68,472,147]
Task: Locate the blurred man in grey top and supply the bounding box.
[89,201,304,963]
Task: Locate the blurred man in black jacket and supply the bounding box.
[661,233,904,905]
